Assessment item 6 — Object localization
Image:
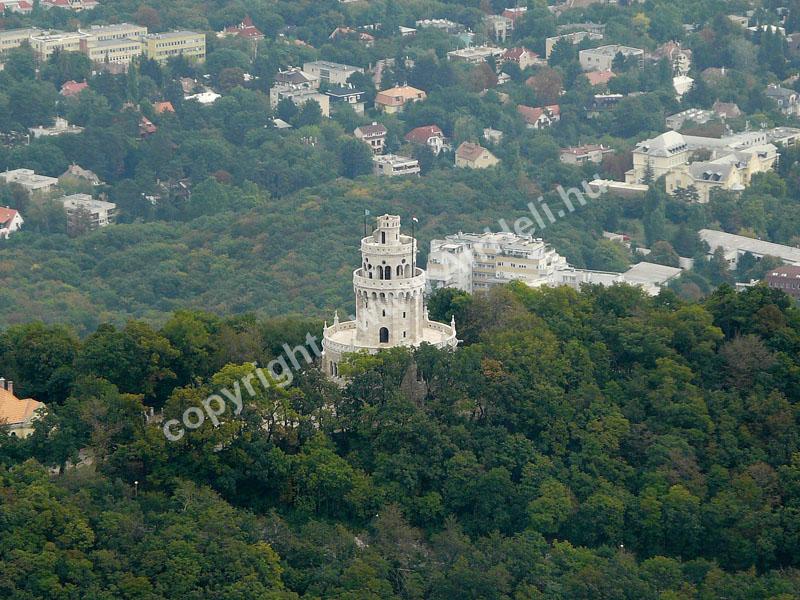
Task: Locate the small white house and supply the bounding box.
[0,206,23,238]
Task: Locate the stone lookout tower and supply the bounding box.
[322,214,458,378]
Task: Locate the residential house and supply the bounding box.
[375,85,426,114]
[559,144,613,165]
[502,7,528,24]
[585,70,615,87]
[60,193,116,230]
[59,164,102,186]
[404,125,446,155]
[153,101,175,114]
[328,27,374,46]
[765,84,800,116]
[455,142,499,169]
[579,45,644,72]
[0,169,58,195]
[712,101,742,120]
[222,17,264,41]
[354,122,388,155]
[485,14,513,42]
[325,86,365,115]
[765,265,800,300]
[29,117,83,138]
[0,206,23,238]
[60,80,88,97]
[372,154,420,177]
[415,19,465,34]
[501,47,543,70]
[650,41,692,75]
[665,108,715,130]
[483,128,503,144]
[0,0,33,14]
[517,104,561,129]
[139,116,157,137]
[303,60,363,85]
[447,46,504,64]
[545,31,603,58]
[673,75,695,99]
[270,67,329,116]
[185,90,221,104]
[0,378,44,438]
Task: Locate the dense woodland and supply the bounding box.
[3,0,800,597]
[3,283,800,598]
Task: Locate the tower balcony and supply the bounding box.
[353,267,425,291]
[361,234,416,255]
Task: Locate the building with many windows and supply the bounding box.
[141,30,205,63]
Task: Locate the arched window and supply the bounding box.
[379,327,389,343]
[396,265,403,277]
[381,231,386,244]
[405,264,411,277]
[378,267,383,280]
[384,266,391,280]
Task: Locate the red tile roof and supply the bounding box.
[404,125,444,145]
[60,80,88,97]
[153,101,175,114]
[0,207,20,228]
[586,70,615,86]
[517,104,560,125]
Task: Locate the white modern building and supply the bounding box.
[60,194,116,229]
[699,229,800,268]
[579,44,644,71]
[372,155,420,177]
[302,60,363,86]
[427,232,569,292]
[427,231,682,296]
[0,169,59,195]
[322,215,458,378]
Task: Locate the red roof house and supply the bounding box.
[517,104,561,129]
[224,16,264,40]
[60,80,88,97]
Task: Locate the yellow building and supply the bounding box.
[455,142,499,169]
[665,144,778,203]
[82,37,143,66]
[29,30,88,60]
[141,31,205,63]
[625,131,691,184]
[0,379,44,438]
[0,28,41,54]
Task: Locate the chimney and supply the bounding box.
[7,381,12,395]
[0,377,5,390]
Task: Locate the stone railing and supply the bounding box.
[353,268,425,291]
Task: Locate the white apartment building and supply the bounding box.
[579,44,644,71]
[699,229,800,268]
[545,31,603,58]
[427,232,568,292]
[447,45,505,64]
[0,169,59,195]
[372,155,420,177]
[60,194,116,229]
[302,60,363,86]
